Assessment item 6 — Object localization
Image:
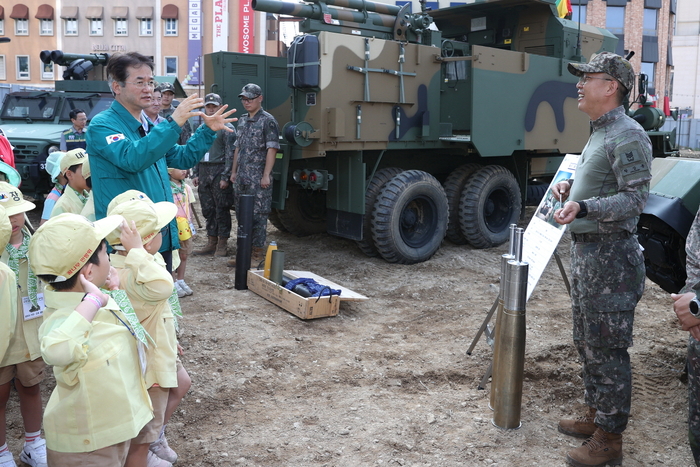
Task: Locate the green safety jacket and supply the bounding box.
[86,100,216,252]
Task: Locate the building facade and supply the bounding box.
[672,0,700,113]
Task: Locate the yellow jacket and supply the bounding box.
[0,263,18,362]
[40,290,152,453]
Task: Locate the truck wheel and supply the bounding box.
[459,165,521,249]
[268,209,288,233]
[356,167,404,257]
[526,182,549,206]
[276,186,327,236]
[443,163,481,244]
[371,170,448,264]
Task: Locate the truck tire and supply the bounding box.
[356,167,404,257]
[443,163,481,244]
[459,165,521,249]
[371,170,448,264]
[526,182,549,206]
[268,209,288,233]
[276,186,327,236]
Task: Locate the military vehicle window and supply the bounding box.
[62,96,114,120]
[445,61,468,82]
[0,95,60,120]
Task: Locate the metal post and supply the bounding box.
[489,224,517,409]
[492,228,528,429]
[234,195,254,290]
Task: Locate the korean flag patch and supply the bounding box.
[106,134,126,144]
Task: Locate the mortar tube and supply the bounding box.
[488,251,514,411]
[234,194,254,290]
[492,258,529,430]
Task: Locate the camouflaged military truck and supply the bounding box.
[207,0,680,268]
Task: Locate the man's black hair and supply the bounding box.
[106,52,155,84]
[69,108,86,121]
[38,240,105,291]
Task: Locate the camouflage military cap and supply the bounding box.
[238,83,262,99]
[205,93,223,106]
[157,82,176,94]
[568,52,634,93]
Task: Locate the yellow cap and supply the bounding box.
[59,148,89,175]
[106,198,177,246]
[0,181,35,216]
[106,189,154,215]
[29,213,124,281]
[0,205,12,251]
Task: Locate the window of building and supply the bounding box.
[165,57,177,76]
[90,18,103,36]
[165,18,177,36]
[606,6,625,34]
[140,18,152,36]
[571,5,586,24]
[42,60,53,80]
[114,18,127,36]
[0,19,4,35]
[40,18,52,35]
[15,19,28,35]
[0,56,6,80]
[16,55,29,80]
[64,18,78,35]
[643,8,658,35]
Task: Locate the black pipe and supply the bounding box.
[234,195,254,290]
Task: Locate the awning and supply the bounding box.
[0,6,4,20]
[60,7,78,19]
[135,7,153,19]
[35,4,54,20]
[85,6,103,19]
[10,4,29,20]
[111,7,128,19]
[161,4,179,20]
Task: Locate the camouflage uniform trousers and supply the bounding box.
[570,236,645,434]
[234,182,272,248]
[688,335,700,466]
[198,164,233,238]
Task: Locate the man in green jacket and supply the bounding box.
[86,52,235,270]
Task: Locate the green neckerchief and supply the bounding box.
[5,231,39,310]
[168,286,182,331]
[170,180,185,196]
[104,289,155,347]
[69,186,89,205]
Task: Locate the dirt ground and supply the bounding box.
[5,191,697,466]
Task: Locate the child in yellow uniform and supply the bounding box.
[0,182,46,467]
[0,204,21,467]
[29,214,153,467]
[106,193,181,467]
[50,148,90,218]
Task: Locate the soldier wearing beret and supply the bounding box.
[552,52,653,467]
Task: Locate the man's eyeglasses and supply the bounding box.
[578,75,613,86]
[240,97,259,103]
[123,80,157,89]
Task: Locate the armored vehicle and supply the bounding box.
[207,0,624,265]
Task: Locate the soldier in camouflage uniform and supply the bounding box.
[227,84,280,268]
[158,82,193,145]
[552,52,652,467]
[192,93,236,257]
[672,211,700,466]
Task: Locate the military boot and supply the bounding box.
[215,237,228,257]
[566,428,623,467]
[193,236,217,256]
[251,247,265,269]
[559,407,597,438]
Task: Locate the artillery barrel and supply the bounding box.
[253,0,397,27]
[324,0,401,16]
[40,50,110,67]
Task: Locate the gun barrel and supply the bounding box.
[253,0,397,27]
[40,50,110,67]
[324,0,401,16]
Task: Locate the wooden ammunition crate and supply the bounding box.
[247,270,367,319]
